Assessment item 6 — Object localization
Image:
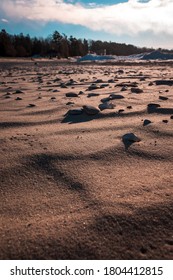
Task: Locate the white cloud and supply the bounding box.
[1,0,173,46]
[1,18,9,23]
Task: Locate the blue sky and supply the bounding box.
[0,0,173,49]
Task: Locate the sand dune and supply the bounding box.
[0,59,173,259]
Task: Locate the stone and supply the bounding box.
[131,87,143,94]
[159,96,168,100]
[109,94,124,100]
[66,92,78,97]
[87,93,100,98]
[155,80,173,86]
[68,108,83,115]
[83,105,100,115]
[143,119,152,126]
[101,97,111,103]
[14,89,24,94]
[98,102,115,111]
[88,84,99,90]
[122,133,141,143]
[66,102,75,105]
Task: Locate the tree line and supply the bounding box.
[0,29,171,58]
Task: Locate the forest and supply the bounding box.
[0,29,171,58]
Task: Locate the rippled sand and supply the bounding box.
[0,59,173,259]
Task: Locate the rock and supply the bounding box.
[101,97,111,103]
[148,82,154,86]
[147,103,161,113]
[170,115,173,119]
[28,104,36,107]
[115,82,138,88]
[98,102,115,111]
[88,84,99,90]
[159,96,168,100]
[118,109,124,113]
[109,94,124,100]
[155,80,173,86]
[61,84,67,88]
[121,86,128,91]
[51,97,56,100]
[122,133,141,143]
[162,120,168,123]
[131,87,143,94]
[66,102,75,105]
[66,92,78,97]
[78,91,84,95]
[87,93,100,98]
[127,106,132,109]
[108,79,115,83]
[13,89,24,94]
[83,105,100,115]
[95,79,103,83]
[68,108,83,115]
[116,69,124,74]
[15,97,23,100]
[143,119,152,126]
[148,103,160,108]
[100,83,109,88]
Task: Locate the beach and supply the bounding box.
[0,59,173,259]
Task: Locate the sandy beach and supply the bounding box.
[0,59,173,259]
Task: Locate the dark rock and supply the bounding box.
[127,106,132,109]
[98,102,115,111]
[15,97,23,100]
[66,102,75,105]
[159,96,168,100]
[68,108,83,115]
[66,92,78,97]
[121,86,128,91]
[14,89,24,94]
[83,105,100,115]
[101,97,111,103]
[110,94,124,100]
[118,109,124,113]
[108,79,115,83]
[143,119,152,126]
[95,79,103,83]
[155,80,173,86]
[131,87,143,94]
[122,133,141,143]
[88,84,99,90]
[100,83,109,88]
[87,93,100,98]
[147,103,160,113]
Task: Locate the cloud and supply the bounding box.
[1,18,9,23]
[1,0,173,38]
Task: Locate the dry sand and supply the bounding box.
[0,59,173,259]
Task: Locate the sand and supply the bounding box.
[0,59,173,259]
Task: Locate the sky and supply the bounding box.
[0,0,173,49]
